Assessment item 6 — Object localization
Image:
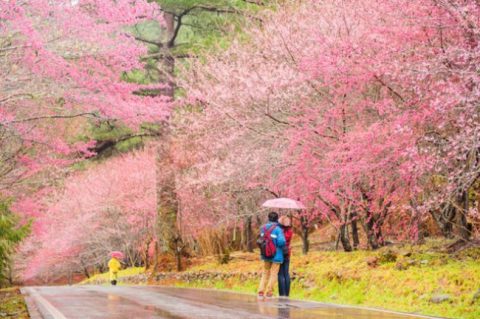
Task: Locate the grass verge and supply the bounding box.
[82,239,480,319]
[166,240,480,319]
[0,287,30,319]
[81,267,145,285]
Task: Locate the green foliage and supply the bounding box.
[0,200,30,287]
[81,121,149,159]
[158,0,260,52]
[124,0,269,87]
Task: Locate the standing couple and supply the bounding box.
[257,211,293,299]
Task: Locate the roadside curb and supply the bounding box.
[20,288,44,319]
[21,287,67,319]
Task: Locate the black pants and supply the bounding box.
[278,258,290,296]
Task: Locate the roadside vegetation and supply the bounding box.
[81,267,146,285]
[0,287,29,319]
[83,238,480,319]
[0,200,29,288]
[162,241,480,319]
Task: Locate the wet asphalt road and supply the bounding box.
[21,286,442,319]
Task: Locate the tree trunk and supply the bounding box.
[364,213,380,250]
[156,144,179,252]
[173,236,183,271]
[431,203,456,239]
[413,216,425,244]
[83,267,90,279]
[339,223,353,252]
[152,241,160,272]
[255,214,262,229]
[411,208,425,244]
[245,216,253,252]
[143,238,151,269]
[176,252,182,271]
[457,191,472,241]
[300,215,309,255]
[376,223,385,246]
[154,12,181,270]
[240,220,246,250]
[350,212,360,249]
[7,262,13,286]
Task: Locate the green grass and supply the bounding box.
[0,287,29,319]
[294,254,479,319]
[79,240,480,319]
[80,267,145,285]
[169,241,480,319]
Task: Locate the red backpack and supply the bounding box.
[257,225,277,258]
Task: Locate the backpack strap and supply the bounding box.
[264,224,276,236]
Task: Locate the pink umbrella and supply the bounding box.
[110,251,124,259]
[262,198,306,210]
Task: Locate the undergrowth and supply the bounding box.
[82,239,480,319]
[81,267,145,285]
[174,240,480,319]
[0,287,29,319]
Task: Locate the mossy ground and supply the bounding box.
[173,240,480,319]
[0,287,29,319]
[81,267,145,285]
[83,239,480,319]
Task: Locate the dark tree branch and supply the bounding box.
[134,36,163,48]
[0,93,35,103]
[241,0,267,4]
[374,75,406,103]
[6,112,101,124]
[142,52,197,60]
[264,112,290,125]
[90,132,160,156]
[168,8,194,48]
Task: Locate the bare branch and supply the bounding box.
[5,112,101,124]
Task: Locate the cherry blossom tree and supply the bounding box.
[17,149,156,282]
[2,1,173,278]
[0,1,170,193]
[180,0,480,250]
[8,0,480,282]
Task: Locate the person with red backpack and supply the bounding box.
[257,211,286,299]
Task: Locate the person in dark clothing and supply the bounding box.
[278,215,293,297]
